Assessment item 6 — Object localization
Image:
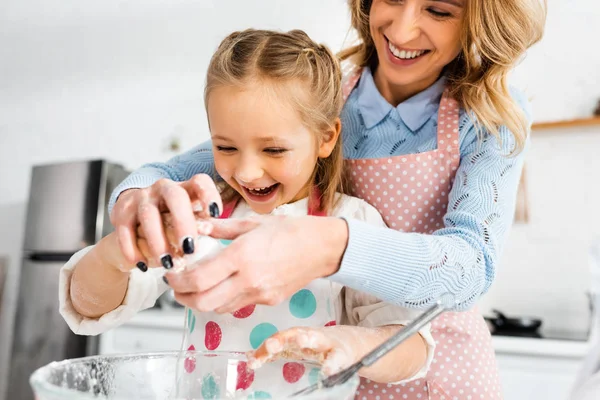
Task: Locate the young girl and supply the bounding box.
[60,29,435,396]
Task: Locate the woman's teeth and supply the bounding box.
[388,41,427,59]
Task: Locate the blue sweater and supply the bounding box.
[108,67,531,311]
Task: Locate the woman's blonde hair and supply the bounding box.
[339,0,547,153]
[205,29,344,212]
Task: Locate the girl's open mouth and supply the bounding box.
[242,183,280,203]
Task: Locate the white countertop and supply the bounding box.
[492,335,592,358]
[130,309,593,359]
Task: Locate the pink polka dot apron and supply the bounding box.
[342,68,503,400]
[178,193,340,399]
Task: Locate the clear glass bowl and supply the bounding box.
[30,351,359,400]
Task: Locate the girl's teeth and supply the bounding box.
[246,185,276,196]
[388,41,426,59]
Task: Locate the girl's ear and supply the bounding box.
[318,118,342,158]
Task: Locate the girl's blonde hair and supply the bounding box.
[339,0,547,153]
[205,29,344,212]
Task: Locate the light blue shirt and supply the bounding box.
[109,67,531,311]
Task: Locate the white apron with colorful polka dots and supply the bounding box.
[342,68,503,400]
[179,197,339,399]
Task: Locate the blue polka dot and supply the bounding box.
[249,323,278,349]
[201,374,219,399]
[308,367,321,385]
[220,239,233,246]
[248,391,272,399]
[289,289,317,319]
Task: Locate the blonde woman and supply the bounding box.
[102,0,546,398]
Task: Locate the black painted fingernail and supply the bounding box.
[136,262,148,272]
[162,276,169,285]
[161,254,173,269]
[182,237,195,254]
[209,202,220,218]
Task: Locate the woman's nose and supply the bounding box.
[388,5,422,45]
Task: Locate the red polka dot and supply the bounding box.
[205,321,222,350]
[324,320,336,327]
[184,344,196,373]
[282,362,305,384]
[235,361,255,390]
[232,304,256,319]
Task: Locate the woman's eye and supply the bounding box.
[428,8,452,18]
[216,146,237,153]
[264,148,288,155]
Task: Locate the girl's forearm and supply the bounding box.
[70,233,130,318]
[326,325,427,383]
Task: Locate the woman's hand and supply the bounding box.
[247,327,356,376]
[164,215,349,313]
[109,174,222,270]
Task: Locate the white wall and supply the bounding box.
[509,0,600,121]
[478,125,600,334]
[0,0,599,396]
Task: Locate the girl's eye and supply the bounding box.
[216,146,237,153]
[264,148,288,155]
[428,8,452,18]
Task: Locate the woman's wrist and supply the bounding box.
[313,216,349,277]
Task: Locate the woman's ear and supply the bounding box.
[318,118,342,158]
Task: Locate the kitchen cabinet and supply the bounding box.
[494,336,590,400]
[98,310,185,355]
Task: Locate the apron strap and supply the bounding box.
[219,198,239,219]
[436,90,461,152]
[341,63,362,102]
[308,187,327,217]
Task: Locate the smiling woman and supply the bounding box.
[368,0,464,104]
[340,0,546,153]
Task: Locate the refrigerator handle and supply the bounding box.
[95,162,108,244]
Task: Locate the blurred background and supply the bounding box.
[1,1,599,399]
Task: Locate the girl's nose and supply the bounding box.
[235,155,264,184]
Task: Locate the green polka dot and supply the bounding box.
[187,308,196,334]
[289,289,317,319]
[201,373,219,399]
[220,239,233,246]
[308,367,321,385]
[247,391,272,399]
[249,323,278,349]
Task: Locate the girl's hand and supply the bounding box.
[109,174,222,270]
[134,212,211,272]
[247,327,356,376]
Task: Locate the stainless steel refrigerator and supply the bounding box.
[6,159,129,399]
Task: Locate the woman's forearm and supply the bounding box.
[330,218,492,310]
[70,233,130,318]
